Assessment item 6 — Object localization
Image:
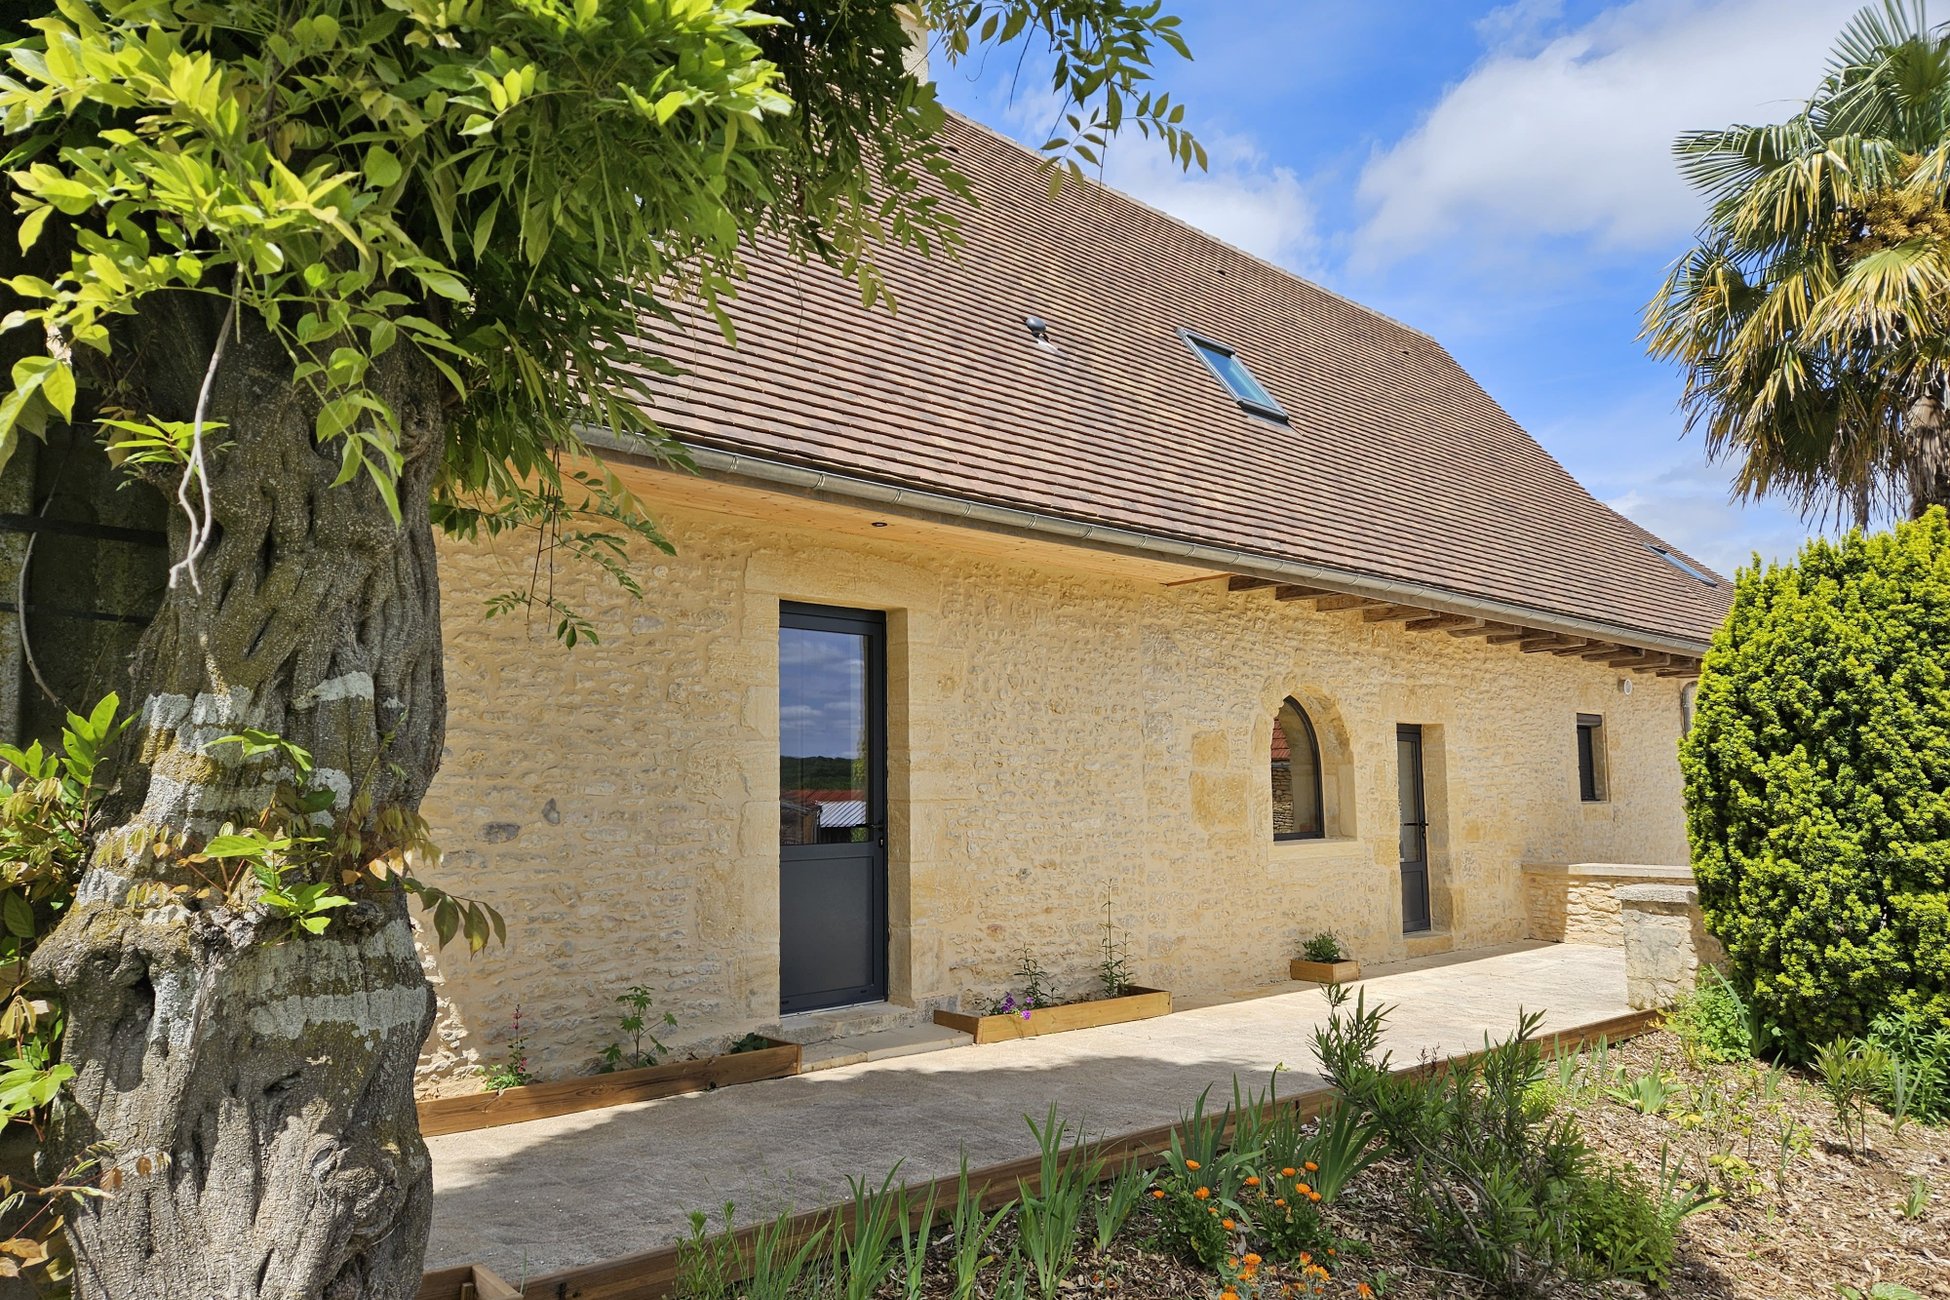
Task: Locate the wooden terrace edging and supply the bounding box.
[932,987,1172,1043]
[419,1008,1662,1300]
[417,1039,802,1138]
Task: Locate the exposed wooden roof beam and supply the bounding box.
[1520,635,1585,652]
[1552,640,1608,657]
[1656,662,1702,678]
[1447,621,1519,638]
[1407,613,1479,632]
[1361,604,1428,623]
[1273,583,1333,600]
[1227,575,1277,592]
[1606,650,1663,668]
[1484,628,1535,645]
[1579,645,1634,662]
[1311,594,1382,612]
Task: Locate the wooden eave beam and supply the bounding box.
[1553,641,1608,657]
[1273,583,1333,601]
[1520,636,1584,652]
[1484,629,1534,645]
[1311,594,1382,612]
[1406,613,1478,632]
[1360,604,1429,623]
[1227,575,1276,592]
[1447,621,1519,639]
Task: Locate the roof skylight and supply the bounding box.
[1648,543,1718,587]
[1180,329,1287,423]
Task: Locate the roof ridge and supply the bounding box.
[940,109,1443,346]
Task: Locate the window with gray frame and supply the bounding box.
[1576,713,1606,802]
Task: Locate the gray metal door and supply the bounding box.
[778,602,887,1013]
[1397,724,1432,934]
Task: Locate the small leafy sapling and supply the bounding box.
[1096,882,1133,999]
[1301,930,1346,964]
[991,946,1054,1017]
[599,984,676,1072]
[480,1004,537,1092]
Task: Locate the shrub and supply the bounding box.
[1868,1009,1950,1124]
[1301,931,1347,964]
[1664,968,1759,1064]
[1682,509,1950,1057]
[1565,1164,1678,1288]
[1312,990,1706,1296]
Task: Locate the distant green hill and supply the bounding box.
[781,756,859,790]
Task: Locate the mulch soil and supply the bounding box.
[889,1030,1948,1300]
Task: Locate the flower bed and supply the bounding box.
[416,1037,801,1137]
[933,987,1172,1044]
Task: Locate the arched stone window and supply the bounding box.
[1271,698,1325,840]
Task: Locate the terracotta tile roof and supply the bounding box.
[630,113,1732,646]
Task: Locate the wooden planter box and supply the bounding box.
[416,1038,801,1137]
[934,987,1171,1044]
[1290,958,1359,983]
[419,1263,522,1300]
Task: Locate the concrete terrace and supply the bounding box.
[427,942,1634,1284]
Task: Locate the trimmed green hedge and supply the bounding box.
[1682,509,1950,1057]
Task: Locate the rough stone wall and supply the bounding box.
[415,488,1695,1093]
[1620,884,1726,1009]
[1522,864,1696,945]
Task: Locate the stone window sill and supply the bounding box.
[1271,835,1363,863]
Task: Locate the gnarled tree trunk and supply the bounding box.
[29,300,448,1300]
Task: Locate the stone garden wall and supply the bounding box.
[1522,862,1697,945]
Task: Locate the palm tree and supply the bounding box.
[1645,0,1950,526]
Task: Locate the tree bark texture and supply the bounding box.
[28,301,449,1300]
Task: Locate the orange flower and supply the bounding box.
[1325,1248,1336,1257]
[1299,1254,1311,1266]
[1244,1254,1262,1266]
[1295,1182,1311,1196]
[1304,1161,1318,1173]
[1208,1206,1219,1216]
[1221,1291,1238,1300]
[1221,1218,1236,1231]
[1273,1198,1286,1207]
[1151,1189,1166,1199]
[1357,1286,1374,1299]
[1244,1175,1261,1187]
[1194,1187,1210,1200]
[1184,1159,1201,1171]
[1308,1191,1322,1203]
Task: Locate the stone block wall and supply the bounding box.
[1620,883,1726,1009]
[1522,863,1696,945]
[413,467,1696,1093]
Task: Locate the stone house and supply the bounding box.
[412,115,1730,1088]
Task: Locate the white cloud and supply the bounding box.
[957,77,1317,271]
[1096,130,1318,272]
[1355,0,1853,261]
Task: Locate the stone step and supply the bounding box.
[796,1024,974,1073]
[772,1000,935,1045]
[1404,930,1455,959]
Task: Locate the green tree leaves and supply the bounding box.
[1683,509,1950,1056]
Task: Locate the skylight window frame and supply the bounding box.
[1178,328,1289,424]
[1646,543,1719,588]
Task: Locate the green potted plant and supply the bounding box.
[1291,931,1359,983]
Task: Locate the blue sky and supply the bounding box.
[931,0,1869,578]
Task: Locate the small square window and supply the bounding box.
[1576,713,1606,803]
[1180,329,1287,422]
